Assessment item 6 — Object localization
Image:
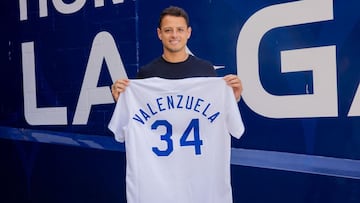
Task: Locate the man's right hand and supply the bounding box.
[111,79,130,102]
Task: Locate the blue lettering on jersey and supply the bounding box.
[167,95,175,109]
[132,94,220,125]
[177,95,184,109]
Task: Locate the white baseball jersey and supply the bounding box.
[108,77,245,203]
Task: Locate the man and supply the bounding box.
[108,6,245,203]
[111,6,242,101]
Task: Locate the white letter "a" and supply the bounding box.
[73,31,127,125]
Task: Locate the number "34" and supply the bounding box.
[151,119,203,156]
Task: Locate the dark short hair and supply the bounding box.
[158,6,190,28]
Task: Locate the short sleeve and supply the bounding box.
[224,85,245,139]
[108,93,129,142]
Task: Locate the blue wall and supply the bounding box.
[1,0,360,202]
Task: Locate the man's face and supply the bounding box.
[157,15,192,54]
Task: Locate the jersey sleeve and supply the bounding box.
[108,92,129,142]
[224,84,245,139]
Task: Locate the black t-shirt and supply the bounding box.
[137,55,217,79]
